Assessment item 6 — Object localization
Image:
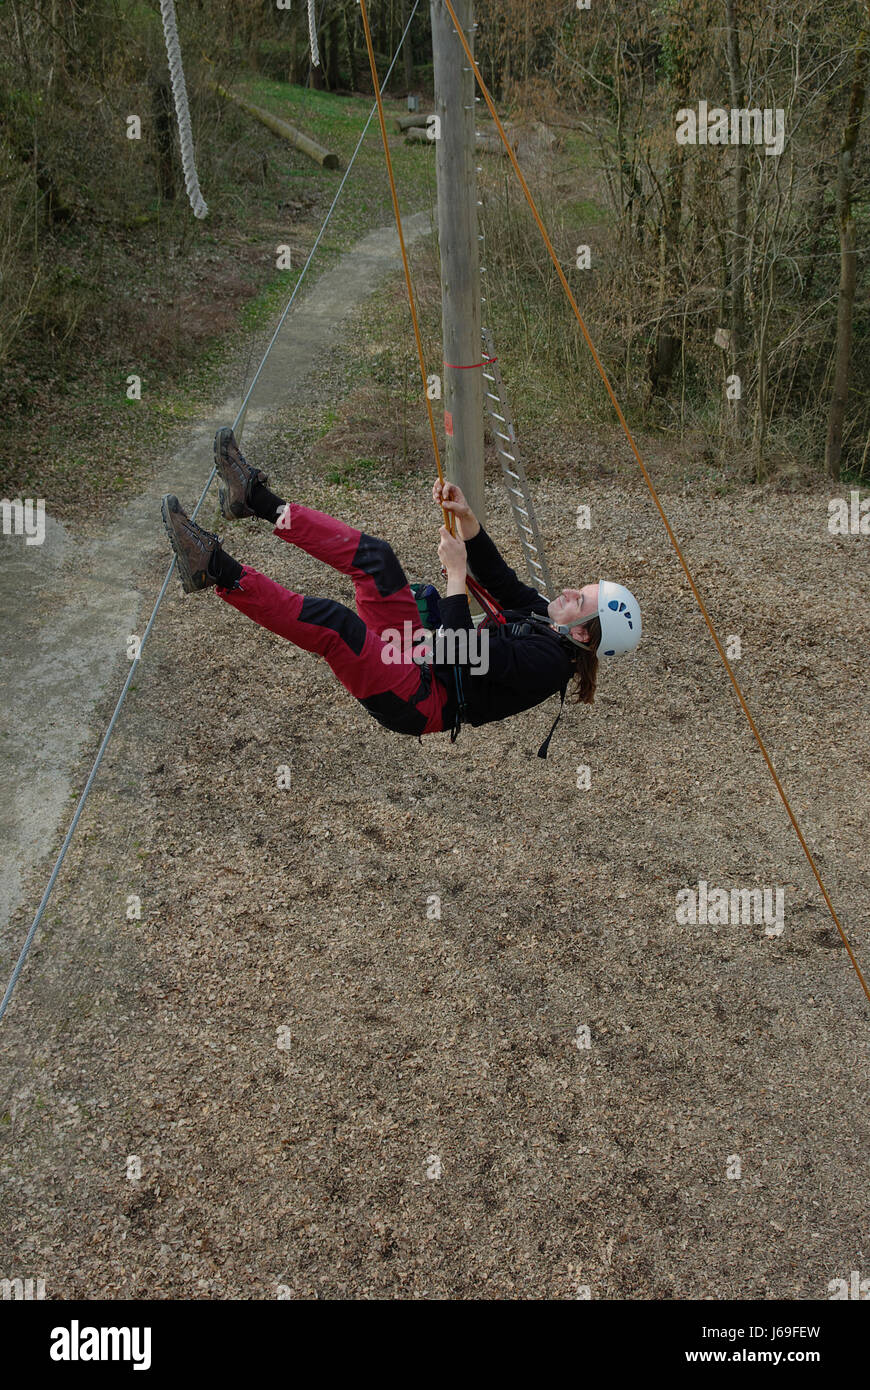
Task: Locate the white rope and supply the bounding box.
[159,0,208,219]
[308,0,321,67]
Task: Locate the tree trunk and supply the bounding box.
[48,0,64,90]
[288,4,299,85]
[326,12,341,90]
[344,2,359,91]
[151,78,178,202]
[825,10,868,478]
[213,85,340,167]
[647,13,688,406]
[308,11,325,92]
[801,161,831,304]
[405,125,507,154]
[753,273,772,474]
[402,0,414,90]
[646,148,685,403]
[725,0,748,435]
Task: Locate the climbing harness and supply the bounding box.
[443,574,571,758]
[410,582,442,632]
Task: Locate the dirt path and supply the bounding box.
[0,211,432,940]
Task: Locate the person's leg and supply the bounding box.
[216,565,449,734]
[209,432,451,733]
[161,492,450,734]
[215,425,421,640]
[270,502,424,640]
[215,565,414,701]
[161,490,387,695]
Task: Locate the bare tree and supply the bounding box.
[725,0,749,435]
[826,1,869,477]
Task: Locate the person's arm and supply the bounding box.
[465,527,548,614]
[433,479,480,542]
[436,524,475,638]
[433,478,547,615]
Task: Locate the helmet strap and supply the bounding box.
[551,620,594,646]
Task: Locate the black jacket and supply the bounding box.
[434,527,576,730]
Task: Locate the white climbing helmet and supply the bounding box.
[595,580,642,656]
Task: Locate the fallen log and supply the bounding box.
[404,125,508,155]
[395,112,429,131]
[213,84,340,169]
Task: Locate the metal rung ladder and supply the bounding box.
[480,323,553,600]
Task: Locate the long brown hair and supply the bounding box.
[568,615,600,705]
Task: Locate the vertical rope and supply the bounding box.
[308,0,321,67]
[159,0,208,219]
[357,0,452,532]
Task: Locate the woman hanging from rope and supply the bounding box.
[161,428,641,755]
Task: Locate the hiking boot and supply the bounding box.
[161,494,220,593]
[214,426,269,520]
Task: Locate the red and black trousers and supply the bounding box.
[215,503,452,737]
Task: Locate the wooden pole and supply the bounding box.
[429,0,485,525]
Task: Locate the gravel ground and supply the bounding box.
[1,335,868,1301]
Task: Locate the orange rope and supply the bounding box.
[441,0,867,1003]
[357,0,454,534]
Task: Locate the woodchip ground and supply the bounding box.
[2,349,867,1297]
